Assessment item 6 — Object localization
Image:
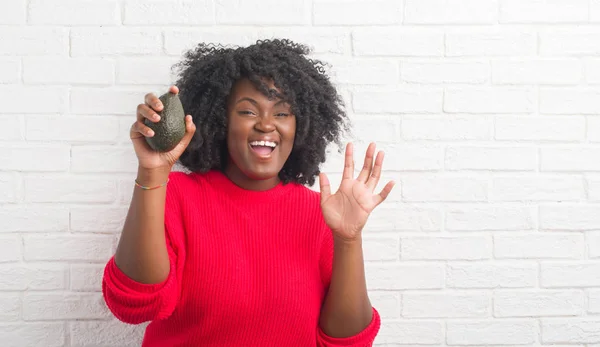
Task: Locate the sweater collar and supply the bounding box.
[203,170,293,202]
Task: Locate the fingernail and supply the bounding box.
[154,115,161,121]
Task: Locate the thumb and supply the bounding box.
[319,173,331,202]
[172,115,196,154]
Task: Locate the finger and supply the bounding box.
[144,92,163,112]
[319,173,331,202]
[130,120,155,138]
[367,150,384,191]
[169,85,179,95]
[374,181,395,206]
[357,142,376,183]
[342,142,354,180]
[137,103,161,123]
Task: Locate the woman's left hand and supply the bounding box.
[319,142,395,242]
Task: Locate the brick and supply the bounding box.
[0,264,66,290]
[24,293,110,320]
[446,146,537,171]
[590,232,600,258]
[584,59,600,84]
[165,29,260,56]
[590,176,600,201]
[589,117,600,142]
[369,291,401,319]
[542,319,600,344]
[403,292,490,318]
[118,178,135,205]
[70,88,145,115]
[70,264,104,291]
[71,146,138,173]
[376,144,443,172]
[117,57,179,85]
[71,28,162,56]
[401,60,489,84]
[500,0,588,23]
[0,59,20,84]
[26,114,120,143]
[366,205,442,232]
[0,206,68,232]
[363,236,399,261]
[314,0,402,25]
[326,58,399,85]
[447,320,536,345]
[366,264,444,290]
[0,115,23,141]
[444,87,535,114]
[541,88,600,114]
[351,116,398,143]
[0,235,21,263]
[446,205,534,232]
[70,207,128,233]
[446,29,537,56]
[495,290,584,317]
[590,290,600,313]
[23,58,114,85]
[542,147,600,172]
[256,28,350,55]
[0,0,25,24]
[541,30,600,56]
[593,0,600,21]
[491,175,584,201]
[0,27,68,56]
[29,0,119,25]
[70,320,145,347]
[402,115,491,141]
[0,144,69,172]
[496,115,585,141]
[124,0,213,25]
[493,58,582,84]
[495,233,584,259]
[377,321,443,345]
[540,204,600,231]
[0,86,66,114]
[0,173,18,203]
[353,28,444,56]
[353,87,443,114]
[401,236,491,260]
[0,323,65,347]
[447,263,538,288]
[0,294,21,321]
[24,235,114,261]
[541,263,600,287]
[405,0,497,24]
[401,175,487,202]
[24,175,117,203]
[215,0,309,25]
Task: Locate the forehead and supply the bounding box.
[230,78,285,102]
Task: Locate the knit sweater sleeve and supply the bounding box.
[316,225,381,347]
[101,172,187,325]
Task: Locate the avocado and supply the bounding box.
[144,92,186,152]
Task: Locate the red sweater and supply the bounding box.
[102,170,380,346]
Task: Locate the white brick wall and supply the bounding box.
[1,1,599,346]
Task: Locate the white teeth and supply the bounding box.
[250,140,277,147]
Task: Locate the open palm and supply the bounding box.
[319,142,395,242]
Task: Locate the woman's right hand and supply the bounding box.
[130,85,196,172]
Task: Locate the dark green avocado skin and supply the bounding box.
[144,92,186,152]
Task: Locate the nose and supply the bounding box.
[254,113,275,133]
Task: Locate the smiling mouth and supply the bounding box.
[249,140,277,157]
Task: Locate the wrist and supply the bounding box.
[136,166,171,187]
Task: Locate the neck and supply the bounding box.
[224,164,281,191]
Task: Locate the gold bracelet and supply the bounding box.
[134,178,169,190]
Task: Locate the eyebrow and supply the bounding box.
[236,97,287,107]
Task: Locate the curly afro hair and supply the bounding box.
[172,38,349,186]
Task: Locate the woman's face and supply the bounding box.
[224,78,296,189]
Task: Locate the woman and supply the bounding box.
[102,39,395,346]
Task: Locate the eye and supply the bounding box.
[275,113,290,117]
[238,110,256,116]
